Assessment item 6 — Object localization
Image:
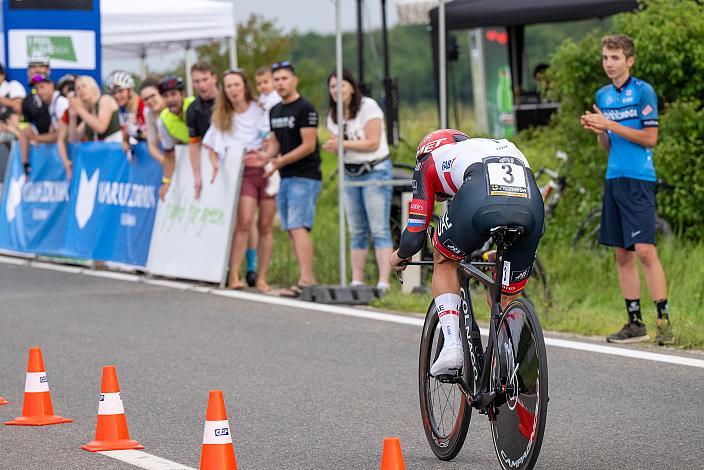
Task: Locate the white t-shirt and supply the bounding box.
[48,91,69,129]
[202,101,270,157]
[258,90,281,113]
[0,80,27,100]
[326,96,389,164]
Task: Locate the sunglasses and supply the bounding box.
[271,61,294,73]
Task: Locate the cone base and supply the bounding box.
[4,415,73,426]
[200,444,238,470]
[0,397,9,406]
[82,439,144,452]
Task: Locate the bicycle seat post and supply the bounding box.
[489,226,524,315]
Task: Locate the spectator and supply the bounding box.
[19,73,68,175]
[56,74,77,98]
[139,77,166,163]
[20,56,52,141]
[323,69,392,294]
[240,66,283,287]
[67,75,122,142]
[532,63,550,100]
[265,61,321,296]
[105,71,145,153]
[156,76,194,200]
[255,66,281,112]
[203,70,274,291]
[0,63,26,114]
[186,62,218,199]
[581,34,673,345]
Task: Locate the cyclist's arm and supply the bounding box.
[397,155,437,259]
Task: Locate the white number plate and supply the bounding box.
[487,162,528,198]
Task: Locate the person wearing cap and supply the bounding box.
[21,56,52,137]
[18,73,69,175]
[57,74,77,98]
[0,63,27,114]
[156,76,194,200]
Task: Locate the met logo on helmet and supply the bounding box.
[416,138,447,157]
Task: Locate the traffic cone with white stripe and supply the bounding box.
[199,390,237,470]
[0,395,9,406]
[4,347,73,426]
[82,366,144,452]
[380,437,406,470]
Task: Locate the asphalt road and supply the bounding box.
[1,263,703,469]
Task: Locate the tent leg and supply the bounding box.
[185,42,193,96]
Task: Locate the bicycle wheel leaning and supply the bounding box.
[418,301,471,460]
[490,298,548,470]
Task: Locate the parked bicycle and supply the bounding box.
[406,225,549,469]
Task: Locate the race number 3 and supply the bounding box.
[487,162,528,198]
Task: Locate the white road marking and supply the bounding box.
[2,255,703,369]
[99,450,196,470]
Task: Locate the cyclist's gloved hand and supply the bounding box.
[389,250,411,272]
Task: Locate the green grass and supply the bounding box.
[260,104,704,349]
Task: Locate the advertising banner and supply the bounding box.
[0,144,70,255]
[147,145,243,285]
[62,142,162,267]
[2,0,101,85]
[470,28,515,138]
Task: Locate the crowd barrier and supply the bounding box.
[0,142,242,284]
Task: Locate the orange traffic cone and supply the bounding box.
[4,347,72,426]
[380,437,406,470]
[82,366,144,452]
[199,390,237,470]
[0,395,9,406]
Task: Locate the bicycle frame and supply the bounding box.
[406,230,519,411]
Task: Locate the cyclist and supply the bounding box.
[390,129,544,376]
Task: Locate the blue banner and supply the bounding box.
[0,144,71,254]
[2,0,102,87]
[0,142,162,267]
[62,142,162,266]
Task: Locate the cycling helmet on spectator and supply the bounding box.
[158,76,185,94]
[57,73,77,90]
[106,70,135,92]
[416,128,470,158]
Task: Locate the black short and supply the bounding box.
[599,177,656,250]
[433,161,544,294]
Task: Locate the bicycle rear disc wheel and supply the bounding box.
[419,301,471,460]
[490,298,548,470]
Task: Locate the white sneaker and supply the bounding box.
[430,344,463,377]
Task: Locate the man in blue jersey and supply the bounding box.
[581,34,673,345]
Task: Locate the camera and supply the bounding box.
[0,105,14,122]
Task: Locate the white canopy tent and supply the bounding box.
[101,0,236,92]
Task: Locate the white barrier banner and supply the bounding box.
[147,145,242,284]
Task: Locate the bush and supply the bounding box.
[536,0,704,240]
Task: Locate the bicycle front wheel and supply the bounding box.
[490,298,549,470]
[418,301,471,460]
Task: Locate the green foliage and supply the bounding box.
[537,0,704,240]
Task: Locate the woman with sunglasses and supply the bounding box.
[203,70,275,291]
[322,69,393,295]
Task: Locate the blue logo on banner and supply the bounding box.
[62,142,162,266]
[0,142,162,266]
[0,144,70,254]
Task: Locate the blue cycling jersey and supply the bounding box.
[595,76,658,182]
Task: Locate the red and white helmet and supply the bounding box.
[416,128,470,158]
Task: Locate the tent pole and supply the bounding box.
[356,0,364,90]
[139,48,147,79]
[229,0,238,69]
[185,41,194,96]
[336,0,347,287]
[439,0,447,129]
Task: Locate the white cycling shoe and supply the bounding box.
[430,344,464,377]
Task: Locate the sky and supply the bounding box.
[228,0,399,34]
